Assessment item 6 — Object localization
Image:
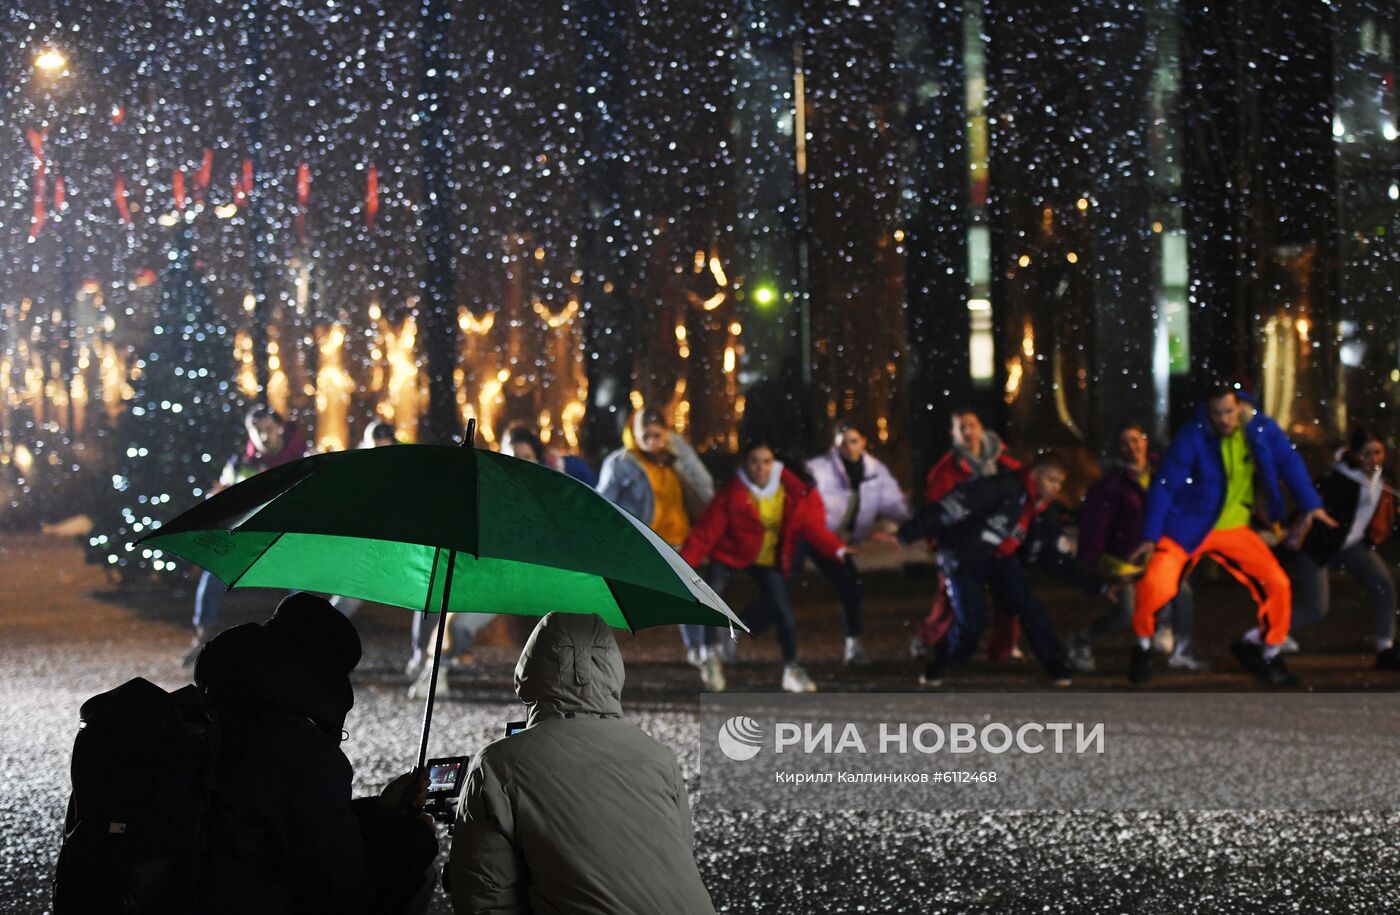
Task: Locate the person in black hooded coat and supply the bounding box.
[194,592,438,915]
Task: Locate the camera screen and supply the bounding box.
[505,720,526,737]
[426,757,466,796]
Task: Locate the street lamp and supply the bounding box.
[34,49,68,74]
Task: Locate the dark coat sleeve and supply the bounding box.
[1076,476,1115,570]
[898,473,1007,544]
[1025,510,1105,594]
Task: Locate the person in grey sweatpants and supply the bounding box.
[1282,428,1400,669]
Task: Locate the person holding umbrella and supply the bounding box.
[447,611,715,914]
[196,592,439,914]
[680,440,852,693]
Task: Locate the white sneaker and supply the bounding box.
[843,637,867,666]
[1152,626,1175,655]
[1279,636,1301,654]
[407,661,450,701]
[909,636,928,659]
[1007,643,1025,661]
[1167,645,1210,672]
[700,653,727,692]
[781,664,817,693]
[403,652,425,679]
[686,647,704,668]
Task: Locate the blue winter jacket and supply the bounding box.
[1141,395,1322,552]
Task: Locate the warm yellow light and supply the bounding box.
[1151,221,1164,234]
[708,256,728,287]
[215,203,238,219]
[533,246,546,262]
[1076,197,1090,211]
[496,368,511,383]
[1066,251,1079,264]
[674,324,687,342]
[531,297,578,328]
[729,321,742,336]
[34,50,67,73]
[1296,318,1310,341]
[459,310,496,335]
[701,291,725,311]
[1017,254,1031,268]
[892,228,905,243]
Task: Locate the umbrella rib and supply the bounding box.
[604,580,637,633]
[228,455,341,533]
[222,531,286,591]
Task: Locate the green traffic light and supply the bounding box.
[753,285,777,307]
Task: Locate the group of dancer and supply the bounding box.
[185,380,1398,693]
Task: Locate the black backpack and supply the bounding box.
[53,677,219,915]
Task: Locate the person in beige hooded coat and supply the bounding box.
[447,612,715,915]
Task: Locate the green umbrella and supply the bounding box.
[139,421,743,766]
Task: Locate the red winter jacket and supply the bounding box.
[923,448,1023,505]
[681,467,846,577]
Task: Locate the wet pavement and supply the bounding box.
[4,532,1400,913]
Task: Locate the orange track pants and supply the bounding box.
[1133,526,1292,647]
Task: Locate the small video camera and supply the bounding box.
[423,756,469,823]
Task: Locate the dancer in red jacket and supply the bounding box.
[915,408,1024,660]
[681,441,851,693]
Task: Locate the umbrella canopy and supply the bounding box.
[139,443,743,634]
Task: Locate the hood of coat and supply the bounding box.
[738,460,785,499]
[514,611,625,726]
[195,621,354,738]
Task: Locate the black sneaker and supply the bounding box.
[1260,653,1302,687]
[1377,647,1400,671]
[1128,645,1151,685]
[1233,640,1301,686]
[1046,662,1073,688]
[1230,640,1268,677]
[918,658,946,688]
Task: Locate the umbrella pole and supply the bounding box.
[416,419,473,769]
[416,548,458,770]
